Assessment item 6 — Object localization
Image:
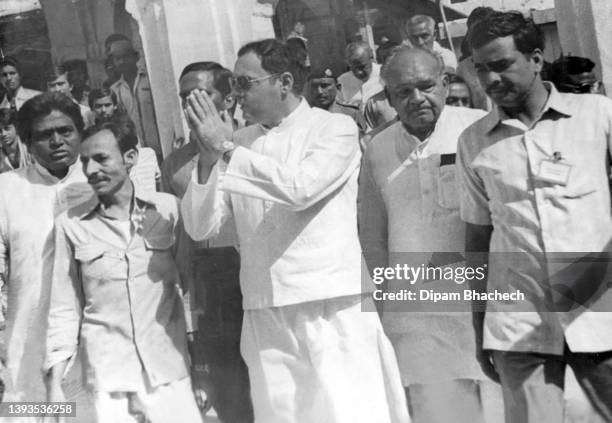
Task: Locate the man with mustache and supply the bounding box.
[359,46,502,423]
[457,11,612,422]
[0,92,92,422]
[308,66,366,135]
[45,116,202,422]
[0,57,41,112]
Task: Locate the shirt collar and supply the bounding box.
[275,98,310,130]
[77,185,156,220]
[483,82,572,133]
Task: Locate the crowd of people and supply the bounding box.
[0,5,610,423]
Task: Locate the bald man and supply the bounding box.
[404,15,457,72]
[337,41,384,110]
[358,47,502,423]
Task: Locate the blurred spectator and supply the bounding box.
[376,36,399,65]
[456,7,496,111]
[338,41,383,110]
[62,59,90,106]
[0,109,33,173]
[404,15,457,71]
[107,34,162,158]
[446,74,473,108]
[287,21,310,68]
[549,55,605,95]
[0,57,41,112]
[308,66,366,136]
[88,87,118,124]
[44,65,95,128]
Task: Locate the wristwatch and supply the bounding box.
[220,140,237,163]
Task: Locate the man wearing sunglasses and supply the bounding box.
[180,38,408,423]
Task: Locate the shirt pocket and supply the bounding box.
[437,164,460,209]
[75,244,124,281]
[142,232,177,282]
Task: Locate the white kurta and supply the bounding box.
[181,100,409,423]
[0,161,93,421]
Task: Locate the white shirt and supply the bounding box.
[0,161,91,401]
[359,106,486,384]
[458,83,612,354]
[338,63,383,110]
[0,86,41,111]
[181,100,368,309]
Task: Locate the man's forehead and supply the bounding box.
[109,40,134,56]
[234,52,267,77]
[94,96,114,105]
[408,22,432,35]
[387,51,440,82]
[310,77,336,86]
[179,70,216,91]
[449,83,470,94]
[33,110,75,129]
[472,35,519,63]
[1,65,17,73]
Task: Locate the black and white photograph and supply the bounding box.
[0,0,610,422]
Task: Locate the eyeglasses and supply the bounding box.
[229,73,281,92]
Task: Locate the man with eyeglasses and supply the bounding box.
[0,92,93,421]
[161,61,254,423]
[180,38,408,423]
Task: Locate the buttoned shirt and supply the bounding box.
[181,100,367,309]
[338,63,383,110]
[111,71,161,157]
[0,161,92,401]
[45,191,190,392]
[359,106,486,383]
[0,86,41,111]
[457,83,612,354]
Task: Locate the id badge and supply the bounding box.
[536,159,572,186]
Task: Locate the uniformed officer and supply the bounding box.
[308,67,367,136]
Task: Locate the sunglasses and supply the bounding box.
[229,73,281,92]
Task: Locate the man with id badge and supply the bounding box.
[359,46,503,423]
[457,11,612,423]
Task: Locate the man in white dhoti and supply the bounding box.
[180,38,408,423]
[359,46,502,423]
[0,92,93,422]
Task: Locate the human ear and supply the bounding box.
[279,72,294,94]
[123,148,138,171]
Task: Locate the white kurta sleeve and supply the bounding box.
[45,216,84,373]
[358,152,389,274]
[181,162,233,242]
[221,114,360,211]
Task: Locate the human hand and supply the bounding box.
[184,89,232,162]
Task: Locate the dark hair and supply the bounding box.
[82,111,138,154]
[44,65,70,84]
[0,108,16,127]
[467,7,496,28]
[0,56,20,74]
[88,87,118,109]
[447,73,467,85]
[17,92,84,146]
[104,33,131,52]
[179,61,232,96]
[237,39,308,95]
[468,11,544,54]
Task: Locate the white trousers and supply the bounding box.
[93,377,202,423]
[241,294,410,423]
